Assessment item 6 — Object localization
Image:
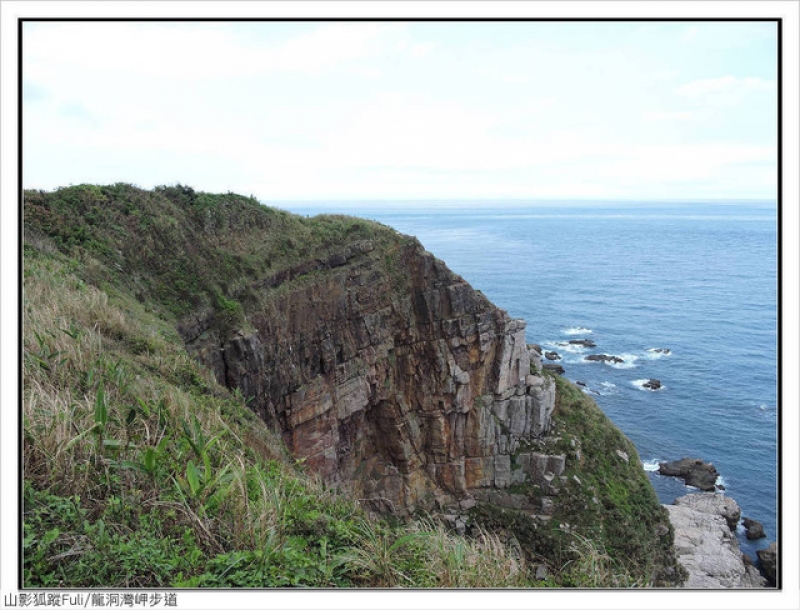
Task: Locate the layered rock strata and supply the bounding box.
[665,493,766,588]
[184,239,559,515]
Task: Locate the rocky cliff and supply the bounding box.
[23,184,680,585]
[181,236,559,515]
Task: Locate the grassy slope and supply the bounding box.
[22,185,531,588]
[23,184,410,324]
[22,184,679,587]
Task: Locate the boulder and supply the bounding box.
[529,344,543,355]
[658,457,719,491]
[544,351,561,361]
[542,363,565,375]
[742,517,766,540]
[756,542,777,586]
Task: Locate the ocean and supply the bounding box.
[280,200,779,560]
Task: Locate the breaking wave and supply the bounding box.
[642,459,662,472]
[632,378,665,391]
[583,353,639,369]
[645,347,673,360]
[598,381,618,395]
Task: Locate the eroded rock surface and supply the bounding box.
[675,493,741,531]
[666,493,765,588]
[659,457,719,491]
[187,239,558,515]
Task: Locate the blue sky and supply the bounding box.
[22,20,778,201]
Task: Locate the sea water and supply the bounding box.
[281,200,779,560]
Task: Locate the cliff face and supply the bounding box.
[24,185,684,585]
[182,238,558,515]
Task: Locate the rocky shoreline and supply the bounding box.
[665,492,775,588]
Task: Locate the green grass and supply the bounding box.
[22,240,535,588]
[22,184,681,588]
[24,183,404,321]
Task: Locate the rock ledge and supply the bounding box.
[665,493,765,588]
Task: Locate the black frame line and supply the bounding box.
[16,15,785,593]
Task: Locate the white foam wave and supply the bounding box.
[597,381,618,395]
[555,342,591,354]
[645,348,673,360]
[612,354,639,369]
[632,378,665,391]
[563,326,593,335]
[642,459,661,472]
[585,354,639,369]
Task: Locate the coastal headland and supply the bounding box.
[22,184,771,588]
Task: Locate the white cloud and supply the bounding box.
[21,22,778,201]
[642,110,694,122]
[24,22,414,82]
[681,26,698,42]
[675,75,775,98]
[600,142,776,186]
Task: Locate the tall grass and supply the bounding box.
[23,184,666,588]
[22,243,539,588]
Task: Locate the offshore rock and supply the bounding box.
[742,517,766,540]
[189,239,557,515]
[642,379,662,391]
[666,494,765,588]
[585,354,624,364]
[658,457,719,491]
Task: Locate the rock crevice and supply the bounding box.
[187,241,558,514]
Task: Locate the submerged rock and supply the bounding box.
[658,457,719,491]
[568,339,596,348]
[585,354,624,364]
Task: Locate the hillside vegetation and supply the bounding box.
[22,184,679,587]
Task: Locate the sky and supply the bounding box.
[22,20,778,202]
